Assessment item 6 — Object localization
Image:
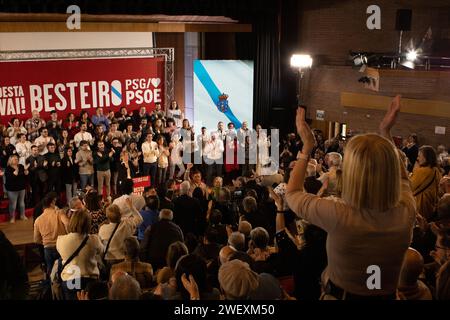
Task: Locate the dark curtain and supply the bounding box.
[252,15,280,127]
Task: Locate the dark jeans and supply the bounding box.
[47,172,61,193]
[31,178,47,206]
[157,166,168,186]
[143,162,158,186]
[79,174,94,190]
[44,247,60,276]
[62,277,97,300]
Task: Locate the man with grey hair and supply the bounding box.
[173,180,203,236]
[228,231,245,252]
[109,272,142,300]
[68,196,84,217]
[159,208,174,221]
[141,208,184,270]
[179,181,190,196]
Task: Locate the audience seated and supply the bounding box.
[398,248,433,300]
[109,272,142,300]
[436,261,450,300]
[110,237,153,290]
[218,259,259,300]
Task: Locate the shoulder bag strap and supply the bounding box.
[59,235,89,276]
[413,169,438,197]
[103,222,120,261]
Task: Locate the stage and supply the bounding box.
[0,218,34,246]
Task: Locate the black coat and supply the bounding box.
[141,219,184,270]
[0,144,16,168]
[173,195,204,236]
[61,156,77,184]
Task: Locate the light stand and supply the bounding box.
[290,54,312,106]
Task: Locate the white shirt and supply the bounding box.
[98,204,143,261]
[167,109,184,128]
[74,131,93,148]
[56,233,103,281]
[34,136,55,155]
[7,127,27,145]
[141,141,160,163]
[204,139,224,161]
[257,133,271,164]
[113,194,146,218]
[158,146,170,168]
[15,141,32,165]
[197,132,210,157]
[170,141,184,163]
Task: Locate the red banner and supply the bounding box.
[0,56,165,123]
[132,176,151,195]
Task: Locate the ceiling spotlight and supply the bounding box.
[290,54,313,70]
[406,49,418,62]
[352,54,368,66]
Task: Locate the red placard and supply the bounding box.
[132,176,151,195]
[0,56,165,123]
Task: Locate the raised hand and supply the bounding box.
[296,107,316,154]
[379,95,401,136]
[181,274,200,300]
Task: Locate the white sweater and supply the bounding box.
[141,141,160,163]
[98,205,143,261]
[56,233,103,281]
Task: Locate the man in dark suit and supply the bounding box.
[140,209,184,271]
[172,181,204,237]
[26,145,48,206]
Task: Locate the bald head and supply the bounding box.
[219,246,235,265]
[399,248,424,287]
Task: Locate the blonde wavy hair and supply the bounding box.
[341,134,401,212]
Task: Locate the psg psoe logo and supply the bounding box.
[217,93,230,113]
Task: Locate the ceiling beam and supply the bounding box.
[0,13,252,32]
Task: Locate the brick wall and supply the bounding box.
[304,66,450,147]
[298,0,450,147]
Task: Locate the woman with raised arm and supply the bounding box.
[286,96,416,300]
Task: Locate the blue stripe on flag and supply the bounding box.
[194,60,242,128]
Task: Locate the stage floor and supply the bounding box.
[0,219,34,246]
